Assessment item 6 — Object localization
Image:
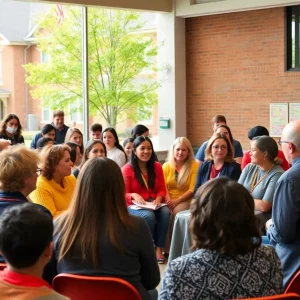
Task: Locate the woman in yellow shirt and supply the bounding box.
[163,137,199,251]
[30,144,76,217]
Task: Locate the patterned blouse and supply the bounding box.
[159,246,283,300]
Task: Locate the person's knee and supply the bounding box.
[141,211,156,225]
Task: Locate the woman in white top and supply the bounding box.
[102,127,127,168]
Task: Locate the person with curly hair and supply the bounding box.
[159,177,283,300]
[30,145,76,217]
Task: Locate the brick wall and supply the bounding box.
[186,7,300,151]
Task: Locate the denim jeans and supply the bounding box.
[128,206,170,248]
[261,235,271,245]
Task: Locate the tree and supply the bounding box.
[25,7,165,127]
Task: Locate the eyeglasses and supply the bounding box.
[212,145,227,150]
[278,138,290,146]
[36,168,42,176]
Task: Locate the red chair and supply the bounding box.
[0,263,6,271]
[285,270,300,294]
[53,273,141,300]
[237,293,300,299]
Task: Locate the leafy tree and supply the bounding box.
[25,7,165,127]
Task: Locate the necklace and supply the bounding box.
[250,165,273,193]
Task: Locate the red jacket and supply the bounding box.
[241,149,289,171]
[122,162,166,206]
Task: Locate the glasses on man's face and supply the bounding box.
[212,145,227,150]
[278,138,290,146]
[36,168,42,176]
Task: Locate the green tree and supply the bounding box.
[25,7,164,127]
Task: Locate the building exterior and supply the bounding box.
[0,1,159,136]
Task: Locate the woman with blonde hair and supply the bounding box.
[163,137,199,250]
[53,158,160,300]
[30,144,76,217]
[194,133,241,193]
[64,127,84,155]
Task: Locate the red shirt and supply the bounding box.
[122,162,166,206]
[241,149,290,171]
[1,268,52,288]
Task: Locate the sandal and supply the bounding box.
[157,256,165,264]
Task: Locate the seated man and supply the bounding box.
[0,203,68,299]
[241,125,289,171]
[30,110,69,148]
[90,123,102,140]
[266,119,300,288]
[195,115,243,164]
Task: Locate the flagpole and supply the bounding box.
[82,6,89,145]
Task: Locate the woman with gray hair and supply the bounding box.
[238,135,284,229]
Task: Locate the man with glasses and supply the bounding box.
[266,119,300,288]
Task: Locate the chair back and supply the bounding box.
[53,273,141,300]
[237,293,300,299]
[285,270,300,294]
[0,263,6,271]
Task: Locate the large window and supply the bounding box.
[286,6,300,70]
[0,49,3,85]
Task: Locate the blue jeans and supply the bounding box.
[128,206,170,248]
[261,235,271,245]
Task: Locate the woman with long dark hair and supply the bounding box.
[102,127,127,168]
[0,114,24,145]
[54,158,160,300]
[122,136,170,264]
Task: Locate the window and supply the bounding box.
[286,6,300,70]
[0,49,3,85]
[68,99,83,123]
[41,51,50,64]
[137,106,153,125]
[42,107,51,122]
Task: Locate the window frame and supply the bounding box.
[286,5,300,71]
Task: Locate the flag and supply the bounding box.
[56,4,64,26]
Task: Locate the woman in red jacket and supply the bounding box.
[122,136,170,264]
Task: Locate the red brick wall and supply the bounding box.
[186,7,300,151]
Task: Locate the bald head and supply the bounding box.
[280,120,300,164]
[282,120,300,150]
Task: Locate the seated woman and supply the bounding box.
[215,124,243,164]
[0,114,24,145]
[102,127,127,168]
[194,133,241,193]
[122,136,170,264]
[67,142,82,177]
[72,140,107,178]
[131,124,149,138]
[36,137,54,149]
[241,126,289,171]
[123,137,135,159]
[238,135,284,229]
[31,124,56,149]
[53,158,160,300]
[30,145,76,217]
[163,137,198,251]
[159,177,283,300]
[64,127,84,155]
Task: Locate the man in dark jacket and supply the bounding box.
[30,110,69,148]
